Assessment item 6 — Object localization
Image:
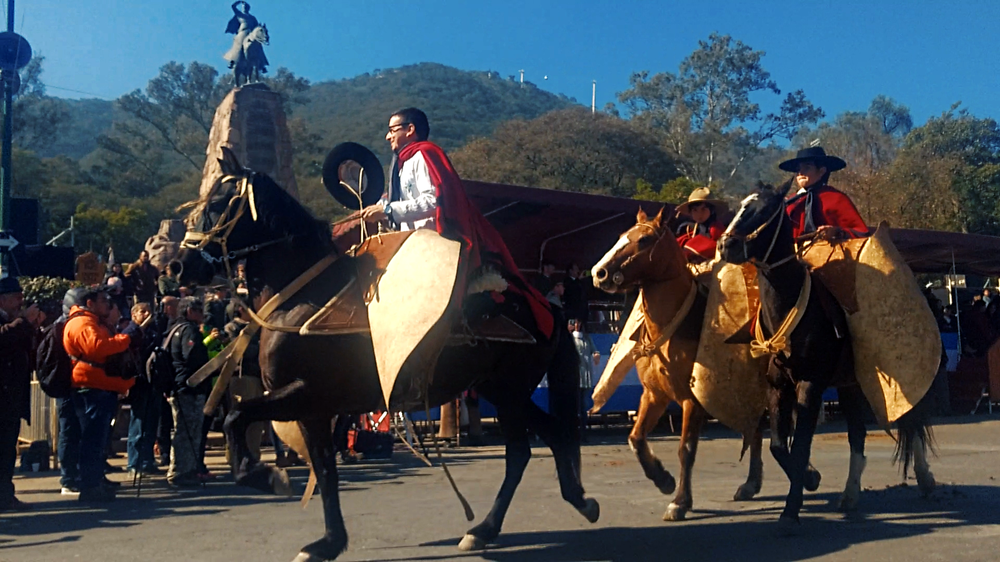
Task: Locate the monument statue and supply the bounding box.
[224,1,269,86]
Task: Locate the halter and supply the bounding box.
[729,201,796,272]
[180,173,289,285]
[613,221,669,286]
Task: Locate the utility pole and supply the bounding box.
[591,80,596,114]
[519,69,524,87]
[0,0,31,278]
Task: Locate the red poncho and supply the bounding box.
[398,141,554,339]
[785,184,868,239]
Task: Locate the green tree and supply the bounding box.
[633,176,701,204]
[72,204,150,260]
[12,56,70,152]
[451,107,677,196]
[618,33,823,188]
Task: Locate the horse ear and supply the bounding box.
[652,205,667,227]
[218,146,243,177]
[776,177,794,198]
[636,207,648,223]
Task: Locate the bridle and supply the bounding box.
[725,201,796,272]
[180,173,290,284]
[612,221,669,286]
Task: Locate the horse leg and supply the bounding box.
[777,381,824,532]
[767,383,795,480]
[225,380,308,495]
[734,418,765,501]
[292,417,349,562]
[458,404,532,551]
[522,401,598,521]
[627,388,676,495]
[664,398,705,521]
[836,384,868,511]
[896,393,936,496]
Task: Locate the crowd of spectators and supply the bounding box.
[0,249,293,511]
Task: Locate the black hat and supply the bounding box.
[322,142,385,210]
[0,276,21,295]
[778,146,847,173]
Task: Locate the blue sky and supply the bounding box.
[15,0,1000,125]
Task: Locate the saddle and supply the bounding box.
[300,231,535,345]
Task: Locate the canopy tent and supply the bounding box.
[465,180,1000,277]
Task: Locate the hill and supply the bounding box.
[45,62,578,164]
[297,63,579,164]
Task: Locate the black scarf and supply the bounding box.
[388,152,401,203]
[785,184,823,233]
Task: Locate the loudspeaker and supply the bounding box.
[10,197,39,245]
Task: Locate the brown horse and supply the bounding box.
[591,206,765,521]
[175,149,598,561]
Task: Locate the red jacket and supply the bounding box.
[676,219,726,261]
[785,184,868,238]
[398,141,554,338]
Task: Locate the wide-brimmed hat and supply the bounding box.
[778,146,847,173]
[322,142,386,210]
[0,276,22,295]
[676,187,729,215]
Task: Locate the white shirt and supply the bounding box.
[387,151,438,231]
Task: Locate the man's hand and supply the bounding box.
[361,204,387,223]
[592,351,601,366]
[815,225,844,241]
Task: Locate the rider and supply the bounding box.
[224,1,258,69]
[779,146,868,240]
[360,107,554,339]
[674,187,728,263]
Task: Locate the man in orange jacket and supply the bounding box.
[63,287,132,503]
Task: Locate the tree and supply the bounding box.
[618,33,823,188]
[12,56,70,152]
[451,107,678,196]
[72,204,150,261]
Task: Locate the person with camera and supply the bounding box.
[166,297,212,488]
[124,302,160,478]
[0,277,45,512]
[63,286,133,503]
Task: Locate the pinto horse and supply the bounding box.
[175,149,598,561]
[718,181,936,531]
[591,206,765,521]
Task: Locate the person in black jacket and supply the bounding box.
[0,277,45,511]
[165,297,211,487]
[124,302,161,478]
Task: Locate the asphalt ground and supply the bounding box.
[2,414,999,562]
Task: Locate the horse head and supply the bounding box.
[592,206,686,292]
[176,147,328,289]
[249,24,269,45]
[717,179,793,267]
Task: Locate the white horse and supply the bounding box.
[234,24,269,86]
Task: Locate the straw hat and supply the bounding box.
[676,187,728,215]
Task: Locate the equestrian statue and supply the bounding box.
[224,1,269,86]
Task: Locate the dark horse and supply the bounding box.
[717,181,936,532]
[175,149,598,561]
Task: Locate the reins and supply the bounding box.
[749,269,812,358]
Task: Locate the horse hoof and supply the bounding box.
[663,503,688,522]
[836,491,860,512]
[916,471,936,496]
[733,482,760,501]
[291,552,323,562]
[775,516,801,537]
[655,472,676,495]
[577,498,600,523]
[270,467,293,497]
[458,534,486,551]
[804,467,822,492]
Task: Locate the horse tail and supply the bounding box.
[544,308,582,453]
[892,390,936,476]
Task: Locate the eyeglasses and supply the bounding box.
[388,122,411,134]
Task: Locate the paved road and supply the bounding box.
[2,415,999,562]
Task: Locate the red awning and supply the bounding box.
[465,180,666,272]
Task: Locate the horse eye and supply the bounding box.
[637,235,655,247]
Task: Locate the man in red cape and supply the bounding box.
[362,107,554,339]
[779,146,868,239]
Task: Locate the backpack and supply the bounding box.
[36,313,85,399]
[146,322,186,395]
